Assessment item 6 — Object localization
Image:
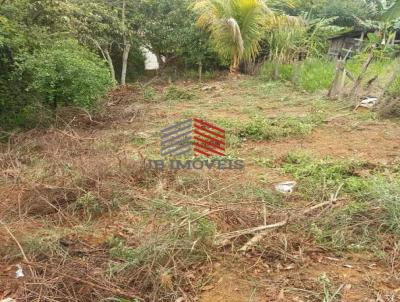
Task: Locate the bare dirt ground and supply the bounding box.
[1,76,400,301]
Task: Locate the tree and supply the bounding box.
[133,0,197,69]
[0,0,113,129]
[193,0,269,73]
[71,0,138,86]
[71,0,120,85]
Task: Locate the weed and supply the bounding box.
[296,59,335,93]
[310,200,375,251]
[236,115,323,141]
[131,137,146,145]
[346,55,392,87]
[149,199,215,238]
[73,192,102,220]
[164,85,195,102]
[105,200,214,300]
[226,133,241,148]
[260,58,335,93]
[143,86,156,102]
[253,157,275,168]
[282,152,381,250]
[318,273,343,302]
[22,229,67,258]
[369,177,400,235]
[228,185,283,207]
[282,151,369,198]
[260,62,295,82]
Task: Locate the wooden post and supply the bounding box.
[328,60,346,99]
[350,50,374,101]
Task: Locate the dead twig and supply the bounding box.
[24,261,144,301]
[217,184,345,250]
[0,219,36,276]
[0,219,29,262]
[56,129,96,141]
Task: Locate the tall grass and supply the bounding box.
[369,177,400,234]
[260,58,335,92]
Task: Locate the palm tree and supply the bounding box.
[193,0,269,73]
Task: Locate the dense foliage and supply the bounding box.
[1,0,400,130]
[22,40,112,109]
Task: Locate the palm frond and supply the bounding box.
[226,17,244,56]
[193,0,267,69]
[382,0,400,21]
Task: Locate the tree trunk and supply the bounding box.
[120,0,130,86]
[121,43,131,86]
[156,53,165,72]
[198,60,203,82]
[273,64,280,80]
[328,60,346,99]
[104,48,117,86]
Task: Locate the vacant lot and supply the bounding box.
[1,76,400,301]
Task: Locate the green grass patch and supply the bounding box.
[282,151,369,198]
[235,115,323,141]
[260,58,335,93]
[164,85,196,102]
[143,86,157,102]
[283,152,400,251]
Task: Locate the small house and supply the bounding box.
[328,30,400,59]
[328,31,368,59]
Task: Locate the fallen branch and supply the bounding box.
[217,185,344,251]
[56,129,96,141]
[214,218,289,247]
[238,220,289,252]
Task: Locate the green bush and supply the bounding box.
[22,39,112,109]
[388,74,400,96]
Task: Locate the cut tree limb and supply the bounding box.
[219,185,344,251]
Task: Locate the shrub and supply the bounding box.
[387,74,400,96]
[22,39,112,109]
